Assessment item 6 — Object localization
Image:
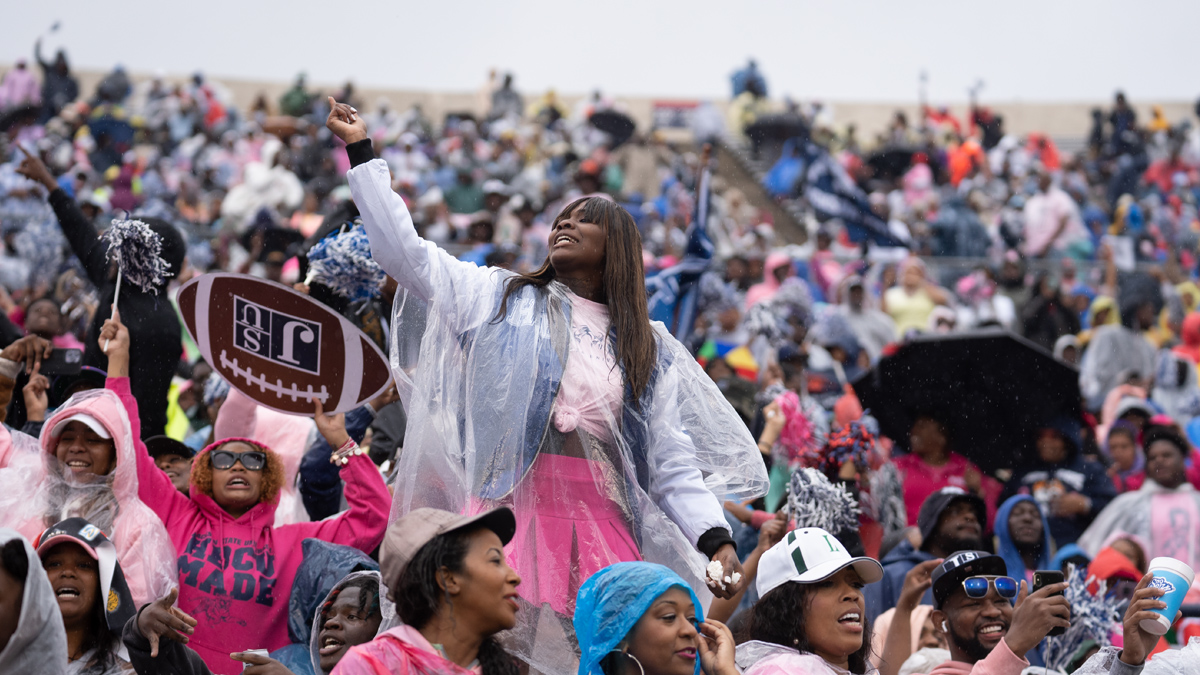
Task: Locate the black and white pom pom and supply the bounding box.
[787,467,861,533]
[1042,564,1123,672]
[102,217,172,299]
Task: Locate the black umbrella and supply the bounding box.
[589,110,636,148]
[852,328,1082,475]
[865,147,915,181]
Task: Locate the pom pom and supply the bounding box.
[102,217,172,295]
[305,222,385,302]
[787,467,861,533]
[1042,564,1123,672]
[777,390,826,469]
[821,419,874,476]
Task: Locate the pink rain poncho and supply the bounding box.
[348,157,768,674]
[0,387,177,607]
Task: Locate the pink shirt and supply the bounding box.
[553,294,623,442]
[1022,187,1089,256]
[894,452,999,527]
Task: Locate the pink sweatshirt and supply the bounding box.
[921,638,1028,675]
[118,377,390,675]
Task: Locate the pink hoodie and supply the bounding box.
[745,252,793,309]
[117,377,390,675]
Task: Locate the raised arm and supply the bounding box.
[100,309,194,525]
[17,146,110,286]
[288,399,390,553]
[330,98,502,332]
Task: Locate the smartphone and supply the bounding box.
[39,349,82,377]
[1032,570,1066,637]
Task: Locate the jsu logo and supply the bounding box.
[1148,576,1176,594]
[233,297,321,375]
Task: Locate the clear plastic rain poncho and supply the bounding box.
[574,562,703,675]
[308,571,396,675]
[1074,638,1200,675]
[0,388,177,607]
[348,158,768,674]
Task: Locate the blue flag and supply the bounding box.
[798,140,908,248]
[646,167,714,342]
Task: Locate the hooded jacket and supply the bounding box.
[914,638,1027,675]
[1173,312,1200,364]
[993,495,1052,582]
[308,571,391,675]
[0,387,177,607]
[864,538,936,623]
[999,418,1116,547]
[119,375,390,675]
[745,252,793,309]
[0,528,68,675]
[48,190,185,438]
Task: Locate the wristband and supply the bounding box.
[330,439,366,466]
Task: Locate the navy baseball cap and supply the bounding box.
[931,550,1008,609]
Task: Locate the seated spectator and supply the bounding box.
[145,435,194,496]
[882,258,949,338]
[335,507,521,674]
[866,488,986,622]
[999,418,1115,548]
[23,297,86,351]
[575,561,740,675]
[36,517,137,675]
[1078,425,1200,587]
[836,275,895,363]
[1102,422,1144,493]
[918,551,1070,675]
[894,416,996,527]
[993,496,1052,585]
[736,527,884,674]
[0,527,68,674]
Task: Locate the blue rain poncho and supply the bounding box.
[574,562,703,675]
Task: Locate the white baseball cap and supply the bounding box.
[50,413,112,440]
[757,527,884,598]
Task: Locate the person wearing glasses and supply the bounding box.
[916,551,1070,675]
[98,309,391,674]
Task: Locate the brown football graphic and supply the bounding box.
[178,273,392,415]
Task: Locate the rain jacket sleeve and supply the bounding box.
[647,358,734,546]
[346,144,504,331]
[299,403,376,520]
[122,605,215,675]
[109,376,196,528]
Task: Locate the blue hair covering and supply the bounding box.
[574,562,703,675]
[994,495,1052,579]
[1050,543,1090,573]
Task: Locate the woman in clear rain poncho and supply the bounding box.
[327,99,768,673]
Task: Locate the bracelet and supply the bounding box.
[329,439,367,466]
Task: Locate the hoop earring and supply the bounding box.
[608,649,646,675]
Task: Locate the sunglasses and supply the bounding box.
[962,575,1018,600]
[210,450,266,471]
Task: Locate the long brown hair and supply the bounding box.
[495,196,657,400]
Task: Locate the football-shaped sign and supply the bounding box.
[178,273,392,415]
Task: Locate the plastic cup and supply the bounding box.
[1141,557,1195,635]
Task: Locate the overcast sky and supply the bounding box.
[5,0,1198,103]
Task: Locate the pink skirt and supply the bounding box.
[505,453,641,616]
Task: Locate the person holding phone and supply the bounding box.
[914,551,1071,675]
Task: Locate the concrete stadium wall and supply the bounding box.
[7,64,1196,141]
